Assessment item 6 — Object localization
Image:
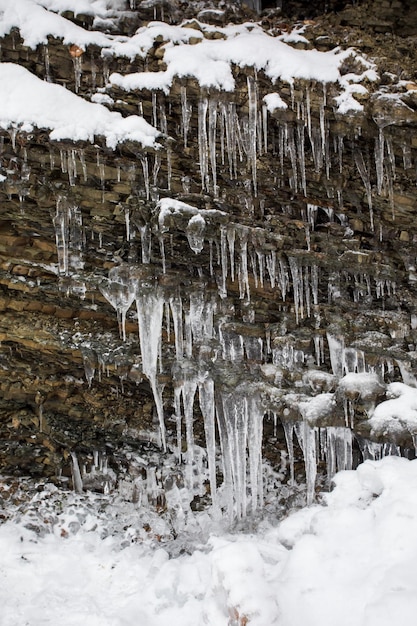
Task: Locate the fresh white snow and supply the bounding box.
[1,456,417,625]
[0,63,160,149]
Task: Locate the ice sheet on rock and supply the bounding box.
[0,64,160,150]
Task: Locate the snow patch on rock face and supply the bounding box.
[263,92,288,112]
[369,382,417,437]
[0,63,160,149]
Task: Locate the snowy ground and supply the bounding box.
[1,456,417,626]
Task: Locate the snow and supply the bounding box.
[263,92,288,112]
[0,1,377,113]
[369,382,417,437]
[299,392,335,424]
[0,0,111,49]
[338,372,385,400]
[1,456,417,625]
[110,28,372,102]
[0,63,160,149]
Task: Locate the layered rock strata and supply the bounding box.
[1,0,417,516]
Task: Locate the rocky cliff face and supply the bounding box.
[1,0,417,518]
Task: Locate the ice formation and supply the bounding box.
[1,1,416,523]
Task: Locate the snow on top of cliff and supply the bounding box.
[0,0,112,48]
[110,26,371,102]
[0,63,159,149]
[0,0,376,113]
[34,0,127,15]
[109,21,377,112]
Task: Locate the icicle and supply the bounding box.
[170,295,184,361]
[262,102,268,153]
[71,452,84,493]
[99,265,135,342]
[72,56,82,93]
[78,149,87,182]
[247,393,264,513]
[402,142,412,170]
[82,350,96,388]
[266,250,276,288]
[219,225,228,298]
[159,235,166,273]
[282,419,295,484]
[324,427,353,484]
[176,364,198,488]
[125,208,130,242]
[186,215,206,255]
[289,257,304,324]
[180,86,192,148]
[327,333,344,377]
[354,150,373,231]
[297,123,307,196]
[208,97,218,197]
[139,224,152,264]
[286,125,298,192]
[152,91,158,128]
[375,127,385,195]
[247,75,258,195]
[198,98,209,191]
[296,422,317,506]
[52,196,84,275]
[198,375,218,509]
[238,227,250,301]
[135,285,166,450]
[396,360,417,387]
[216,389,248,520]
[141,155,150,200]
[166,145,172,191]
[227,225,236,282]
[43,45,51,82]
[153,153,161,187]
[314,335,324,366]
[173,385,182,459]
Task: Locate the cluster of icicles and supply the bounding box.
[76,260,408,517]
[53,194,397,317]
[44,67,416,236]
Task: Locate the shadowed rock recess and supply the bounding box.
[1,0,417,518]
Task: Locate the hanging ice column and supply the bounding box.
[99,266,135,342]
[247,75,258,196]
[215,382,265,520]
[52,196,84,275]
[135,280,166,450]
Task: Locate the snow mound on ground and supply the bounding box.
[1,457,417,625]
[0,63,160,149]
